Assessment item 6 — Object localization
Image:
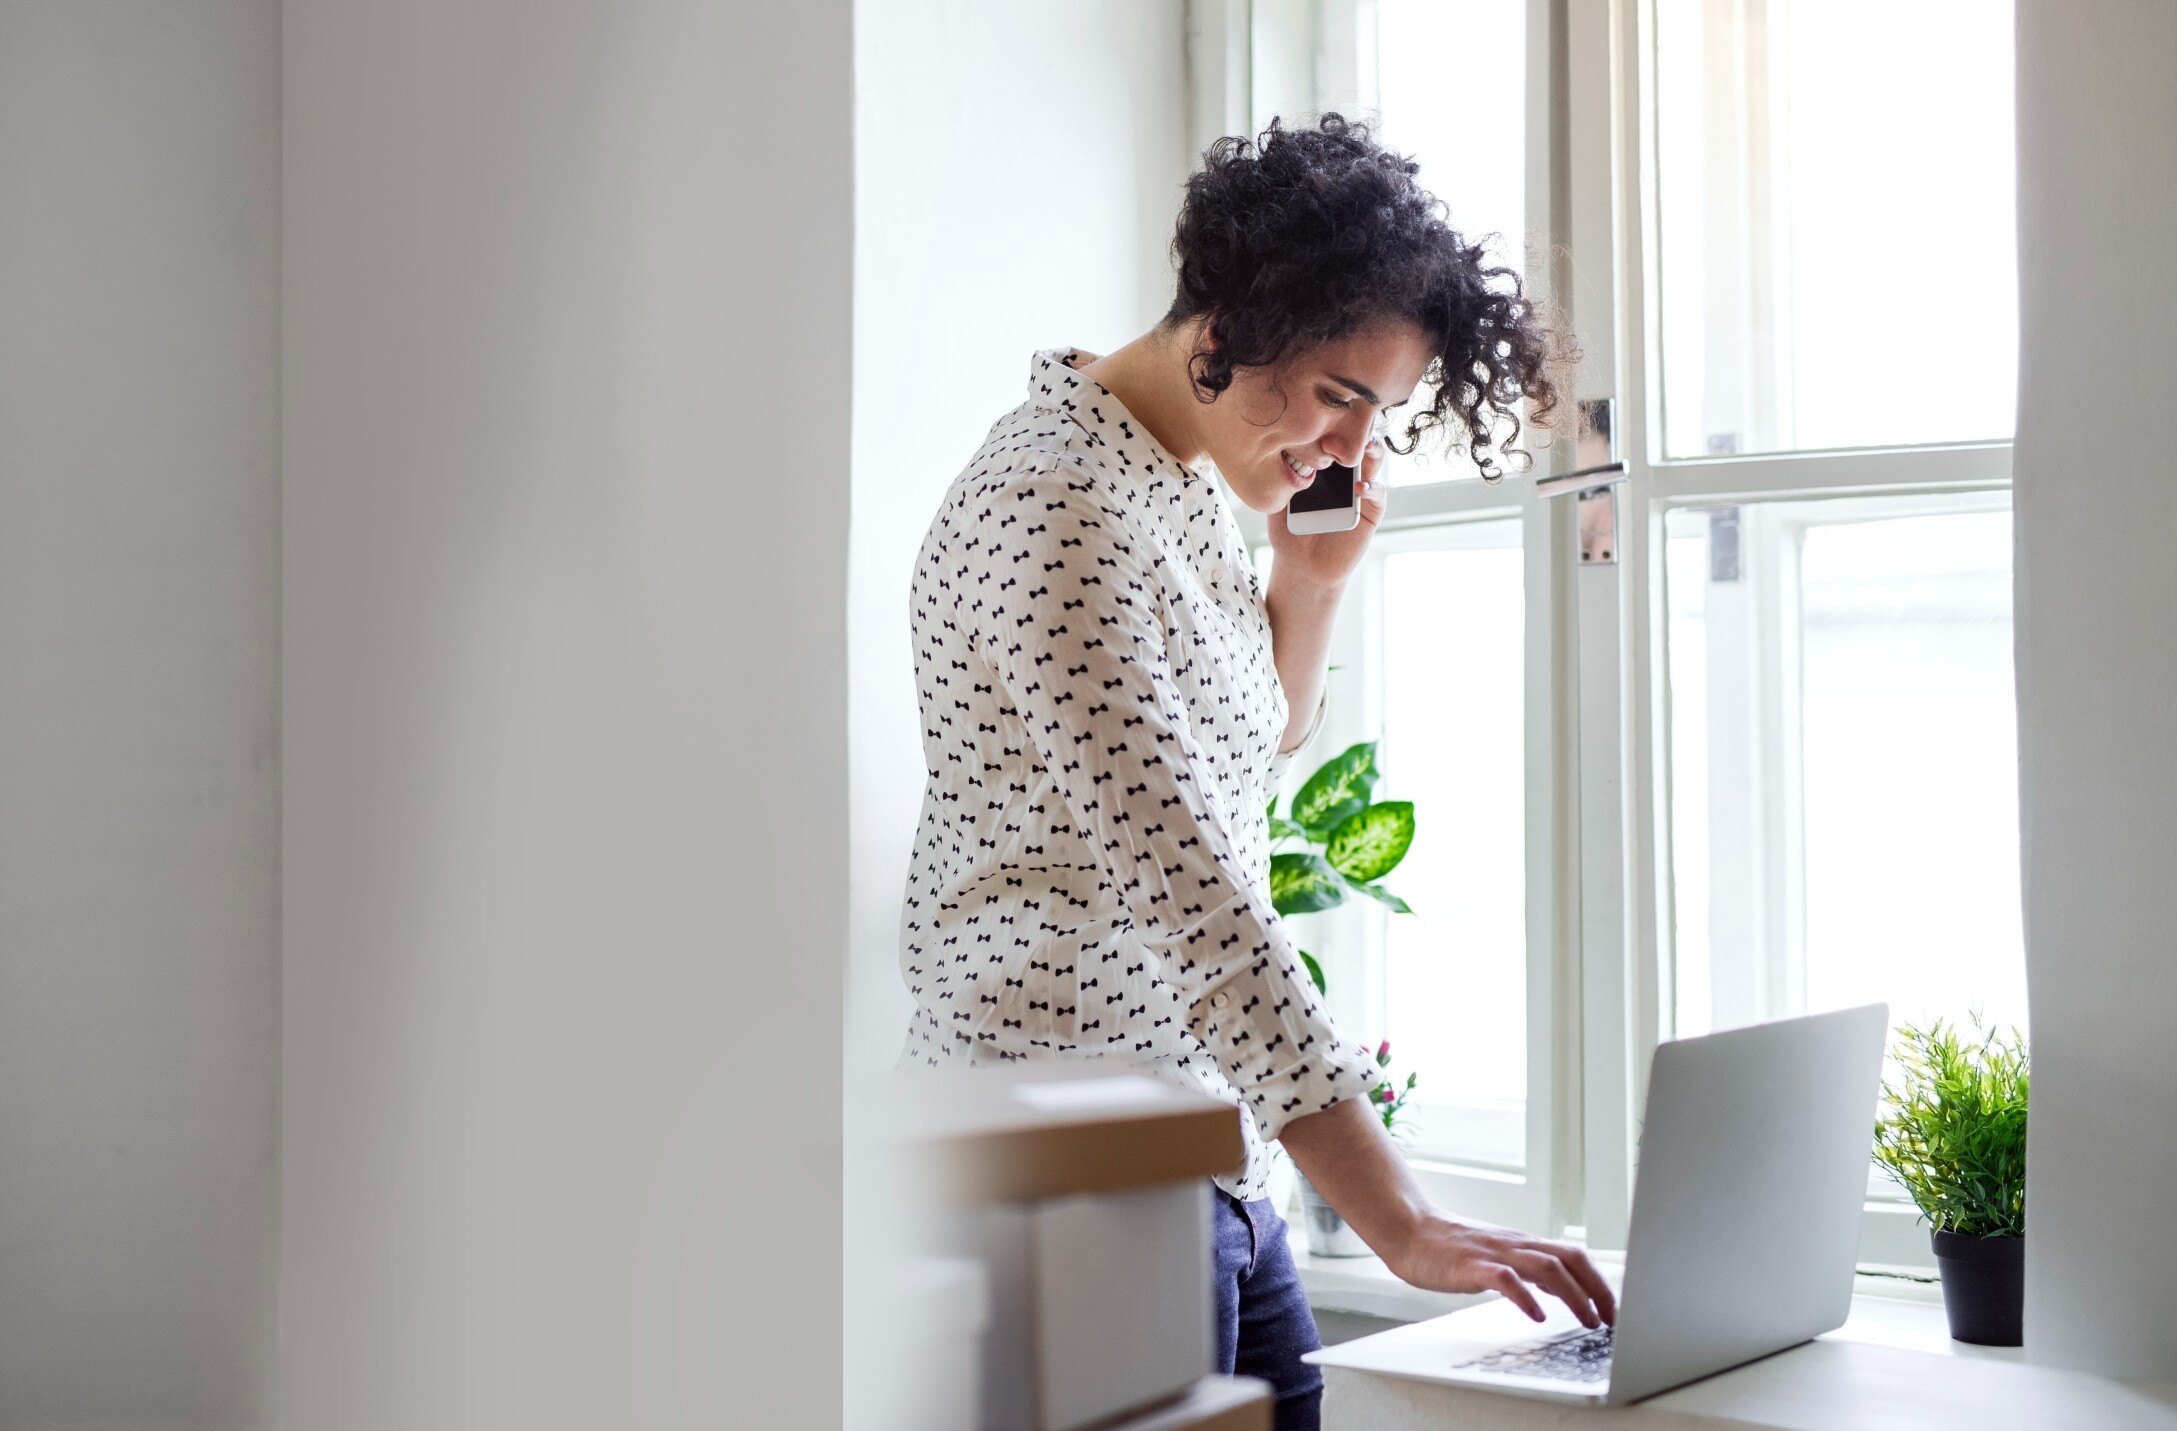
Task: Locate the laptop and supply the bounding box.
[1305,1003,1890,1407]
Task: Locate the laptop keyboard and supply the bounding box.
[1453,1325,1614,1384]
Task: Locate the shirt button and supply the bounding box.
[1211,993,1231,1010]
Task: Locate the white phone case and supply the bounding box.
[1286,471,1361,534]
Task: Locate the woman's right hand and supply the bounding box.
[1378,1211,1616,1328]
[1279,1095,1616,1327]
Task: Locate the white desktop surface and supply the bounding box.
[1313,1275,2177,1430]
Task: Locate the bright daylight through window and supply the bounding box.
[1374,0,1529,487]
[1654,0,2017,457]
[1379,524,1528,1170]
[1664,499,2026,1044]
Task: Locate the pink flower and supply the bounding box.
[1375,1085,1395,1103]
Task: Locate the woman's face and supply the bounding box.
[1204,320,1435,514]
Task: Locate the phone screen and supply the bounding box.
[1286,460,1357,514]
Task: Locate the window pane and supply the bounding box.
[1665,499,2026,1044]
[1374,0,1529,487]
[1653,0,2016,458]
[1380,525,1527,1166]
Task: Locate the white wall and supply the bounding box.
[0,3,280,1425]
[845,0,1191,1072]
[282,3,850,1426]
[843,14,1190,1423]
[2014,0,2177,1382]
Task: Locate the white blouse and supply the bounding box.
[896,347,1383,1200]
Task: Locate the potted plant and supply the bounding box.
[1266,740,1417,989]
[1871,1014,2029,1346]
[1265,740,1420,1257]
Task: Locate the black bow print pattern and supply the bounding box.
[891,348,1380,1203]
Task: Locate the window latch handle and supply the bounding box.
[1536,398,1625,500]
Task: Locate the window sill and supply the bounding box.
[1290,1229,1996,1361]
[1311,1261,2177,1431]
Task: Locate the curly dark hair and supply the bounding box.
[1164,112,1577,482]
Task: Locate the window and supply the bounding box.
[1374,0,1531,488]
[1254,508,1556,1233]
[1241,0,1567,1234]
[1639,0,2022,1266]
[1230,0,2018,1270]
[1665,496,2026,1044]
[1378,524,1531,1171]
[1652,0,2017,458]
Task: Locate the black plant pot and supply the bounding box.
[1930,1230,2024,1346]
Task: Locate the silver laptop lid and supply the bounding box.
[1605,1003,1889,1405]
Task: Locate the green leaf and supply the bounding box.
[1324,801,1416,882]
[1265,794,1279,820]
[1268,814,1310,843]
[1269,852,1346,914]
[1298,950,1326,995]
[1870,1014,2029,1238]
[1344,877,1413,914]
[1290,742,1380,835]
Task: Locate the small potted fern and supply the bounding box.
[1871,1015,2029,1346]
[1265,740,1419,1256]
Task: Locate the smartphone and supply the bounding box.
[1285,458,1361,534]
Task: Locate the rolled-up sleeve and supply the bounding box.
[1267,686,1330,792]
[954,462,1380,1139]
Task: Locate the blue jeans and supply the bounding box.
[1212,1187,1323,1431]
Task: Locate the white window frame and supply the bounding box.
[1613,0,2013,1271]
[1672,487,2017,1045]
[1658,484,2017,1270]
[1328,495,1564,1236]
[1363,514,1539,1185]
[1211,0,2013,1272]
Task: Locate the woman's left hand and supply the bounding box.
[1265,435,1388,591]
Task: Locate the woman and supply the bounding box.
[898,114,1613,1429]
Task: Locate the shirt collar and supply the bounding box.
[1027,347,1210,486]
